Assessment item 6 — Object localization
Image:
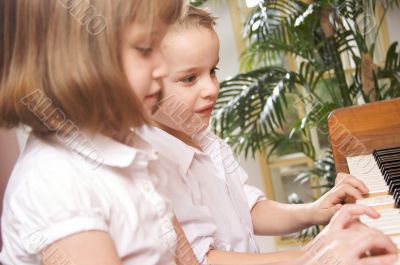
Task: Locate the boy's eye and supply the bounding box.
[135,47,153,56]
[181,75,197,84]
[211,67,220,75]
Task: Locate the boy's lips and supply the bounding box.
[195,104,214,116]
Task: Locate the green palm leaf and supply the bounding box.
[212,66,304,157]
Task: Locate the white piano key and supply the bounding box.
[347,155,390,193]
[380,226,400,235]
[357,195,395,207]
[391,235,400,249]
[361,209,400,235]
[347,153,400,257]
[367,186,389,194]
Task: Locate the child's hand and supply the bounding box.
[308,173,369,225]
[304,205,398,265]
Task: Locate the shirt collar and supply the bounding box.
[53,131,157,168]
[193,129,226,175]
[138,126,195,175]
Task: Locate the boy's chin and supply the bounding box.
[152,109,210,134]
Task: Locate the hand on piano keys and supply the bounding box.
[347,146,400,260]
[305,204,398,265]
[309,172,368,225]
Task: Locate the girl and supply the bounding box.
[139,5,398,265]
[0,0,199,264]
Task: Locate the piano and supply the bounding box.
[328,98,400,257]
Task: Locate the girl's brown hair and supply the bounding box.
[0,0,183,141]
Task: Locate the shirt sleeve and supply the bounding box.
[6,160,109,256]
[238,167,267,210]
[216,138,267,210]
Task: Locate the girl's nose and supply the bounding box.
[153,50,168,79]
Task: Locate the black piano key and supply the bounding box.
[396,197,400,208]
[372,146,400,208]
[377,157,400,170]
[376,154,400,166]
[395,190,400,203]
[380,162,400,172]
[374,146,400,156]
[374,149,400,165]
[377,154,400,161]
[376,153,400,163]
[382,165,400,177]
[387,173,400,186]
[394,191,400,205]
[381,165,400,175]
[384,168,400,182]
[389,179,400,193]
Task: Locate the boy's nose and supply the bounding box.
[202,78,219,99]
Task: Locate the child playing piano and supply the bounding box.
[139,5,397,265]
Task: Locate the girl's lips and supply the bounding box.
[144,93,159,106]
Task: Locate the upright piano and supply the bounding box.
[328,97,400,256]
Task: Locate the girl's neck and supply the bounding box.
[156,123,202,151]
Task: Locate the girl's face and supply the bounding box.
[121,20,169,112]
[154,28,220,131]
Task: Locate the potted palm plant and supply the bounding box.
[212,0,399,189]
[192,0,400,238]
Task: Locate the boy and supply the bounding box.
[139,5,393,265]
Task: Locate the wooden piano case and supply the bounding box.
[328,98,400,174]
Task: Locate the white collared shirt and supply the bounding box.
[0,132,177,265]
[138,126,266,263]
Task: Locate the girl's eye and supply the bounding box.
[135,47,153,56]
[181,75,197,84]
[211,67,220,75]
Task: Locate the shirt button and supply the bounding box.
[142,181,152,192]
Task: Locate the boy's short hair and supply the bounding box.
[0,0,183,141]
[174,5,217,31]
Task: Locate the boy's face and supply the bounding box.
[154,27,220,132]
[121,20,169,113]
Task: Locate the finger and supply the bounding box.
[359,254,398,265]
[356,231,398,257]
[348,220,370,231]
[335,172,347,184]
[330,205,380,229]
[332,183,365,201]
[324,204,343,224]
[336,173,369,194]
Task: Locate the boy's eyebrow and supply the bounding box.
[176,58,220,74]
[176,67,200,74]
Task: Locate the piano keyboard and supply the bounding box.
[347,146,400,260]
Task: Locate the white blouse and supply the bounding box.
[0,132,177,265]
[138,126,266,263]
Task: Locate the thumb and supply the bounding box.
[359,254,398,265]
[325,204,343,224]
